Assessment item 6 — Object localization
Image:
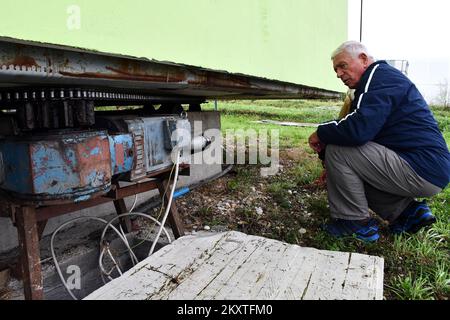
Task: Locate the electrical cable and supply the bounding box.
[148,148,181,256]
[50,216,132,300]
[98,212,173,262]
[97,155,179,282]
[129,194,138,214]
[109,162,176,259]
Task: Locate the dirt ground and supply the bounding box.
[174,148,331,248]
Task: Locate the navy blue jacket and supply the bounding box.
[317,60,450,189]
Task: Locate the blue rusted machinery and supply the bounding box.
[0,36,341,300]
[0,114,190,204]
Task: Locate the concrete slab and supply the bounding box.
[85,231,384,300]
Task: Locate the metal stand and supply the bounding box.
[0,169,187,300]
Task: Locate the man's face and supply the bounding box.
[333,51,369,89]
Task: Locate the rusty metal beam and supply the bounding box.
[113,198,133,233]
[0,37,342,101]
[35,180,158,222]
[15,206,43,300]
[156,179,185,239]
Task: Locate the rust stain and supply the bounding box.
[117,60,146,75]
[7,55,40,68]
[60,68,253,90]
[76,137,111,187]
[59,69,181,83]
[115,143,125,167]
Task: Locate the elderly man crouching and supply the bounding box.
[308,41,450,242]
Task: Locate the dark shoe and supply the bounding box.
[389,200,436,235]
[323,218,380,242]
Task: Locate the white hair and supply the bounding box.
[331,41,375,61]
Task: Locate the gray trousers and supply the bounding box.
[324,142,442,223]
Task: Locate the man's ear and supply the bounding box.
[359,53,369,67]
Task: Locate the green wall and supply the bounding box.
[0,0,347,92]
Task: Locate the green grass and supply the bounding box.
[204,99,341,123]
[204,99,339,148]
[205,99,450,300]
[267,181,297,209]
[387,274,434,300]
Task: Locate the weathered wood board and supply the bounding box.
[85,231,384,300]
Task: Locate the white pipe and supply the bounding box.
[148,148,181,256]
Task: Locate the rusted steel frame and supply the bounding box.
[0,37,342,100]
[0,187,111,207]
[35,180,158,222]
[37,220,47,240]
[15,206,43,300]
[0,200,13,218]
[113,198,132,233]
[112,181,133,233]
[156,177,185,239]
[5,165,189,222]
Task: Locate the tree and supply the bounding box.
[435,78,449,108]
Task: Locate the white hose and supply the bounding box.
[148,148,181,256]
[98,212,173,272]
[129,194,138,214]
[116,194,138,266]
[50,217,114,300]
[51,215,143,299]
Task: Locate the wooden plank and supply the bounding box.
[86,232,225,300]
[275,247,323,300]
[167,233,267,300]
[252,245,307,300]
[341,253,385,300]
[211,239,289,300]
[85,231,384,300]
[301,250,352,300]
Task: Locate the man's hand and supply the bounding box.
[308,131,325,153]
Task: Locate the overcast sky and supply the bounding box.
[348,0,450,103]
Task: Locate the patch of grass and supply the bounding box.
[207,99,336,149]
[292,158,323,186]
[234,207,264,235]
[310,228,382,254]
[430,262,450,298]
[204,99,341,123]
[220,114,315,149]
[196,206,213,218]
[304,192,329,218]
[392,230,446,263]
[226,179,240,192]
[387,274,434,300]
[430,105,450,133]
[226,165,258,193]
[268,181,296,209]
[386,222,449,299]
[195,206,229,227]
